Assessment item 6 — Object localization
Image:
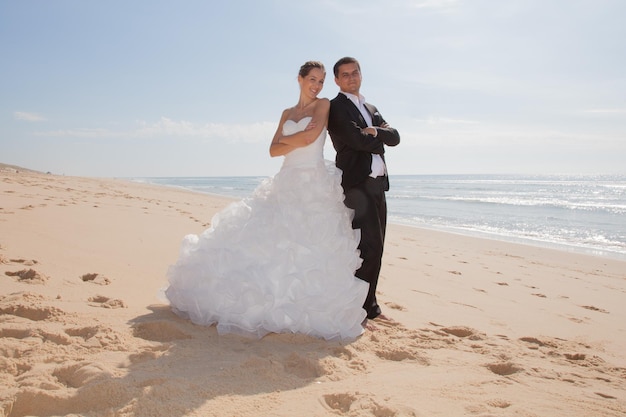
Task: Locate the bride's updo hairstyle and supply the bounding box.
[299,61,325,77]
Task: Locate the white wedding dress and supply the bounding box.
[165,117,368,340]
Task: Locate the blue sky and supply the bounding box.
[2,0,625,177]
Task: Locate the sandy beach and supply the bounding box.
[1,165,625,417]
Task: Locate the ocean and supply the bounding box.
[138,174,626,260]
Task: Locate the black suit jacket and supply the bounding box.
[328,93,400,190]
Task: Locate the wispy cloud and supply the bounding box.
[584,108,626,114]
[321,0,380,15]
[322,0,460,16]
[135,118,277,142]
[399,119,625,148]
[35,117,277,143]
[418,116,480,125]
[38,128,121,138]
[14,111,47,122]
[409,0,460,12]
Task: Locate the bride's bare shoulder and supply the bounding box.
[314,98,330,111]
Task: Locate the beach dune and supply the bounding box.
[1,166,625,417]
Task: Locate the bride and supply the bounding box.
[165,61,368,340]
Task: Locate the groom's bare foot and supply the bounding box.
[374,313,391,321]
[362,319,379,331]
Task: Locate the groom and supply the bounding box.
[327,57,400,320]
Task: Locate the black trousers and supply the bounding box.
[343,176,387,319]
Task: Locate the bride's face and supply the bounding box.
[299,68,325,99]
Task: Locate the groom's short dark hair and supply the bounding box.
[333,57,360,77]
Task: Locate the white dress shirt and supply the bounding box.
[341,92,386,178]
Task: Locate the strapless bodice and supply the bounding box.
[281,117,325,168]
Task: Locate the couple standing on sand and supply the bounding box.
[165,57,400,341]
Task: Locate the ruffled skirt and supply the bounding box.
[165,160,368,340]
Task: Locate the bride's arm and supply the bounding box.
[269,110,298,157]
[278,99,330,147]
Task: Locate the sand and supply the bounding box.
[1,165,625,417]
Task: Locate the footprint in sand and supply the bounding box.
[521,336,592,362]
[322,392,415,416]
[0,327,34,340]
[519,336,558,350]
[131,320,190,342]
[322,393,357,413]
[52,361,112,389]
[442,326,485,340]
[8,366,129,417]
[485,362,522,376]
[595,392,617,399]
[518,334,626,398]
[486,399,512,408]
[7,258,38,266]
[386,302,406,311]
[283,352,326,379]
[80,273,111,285]
[0,355,32,378]
[564,353,586,361]
[65,326,101,340]
[374,346,422,362]
[36,329,74,345]
[5,268,48,283]
[0,325,73,347]
[87,295,126,309]
[328,346,367,372]
[580,305,609,314]
[567,316,586,324]
[0,302,63,321]
[366,317,431,364]
[127,345,169,365]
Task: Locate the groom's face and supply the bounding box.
[335,62,362,95]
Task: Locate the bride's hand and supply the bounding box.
[304,121,317,131]
[362,126,377,136]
